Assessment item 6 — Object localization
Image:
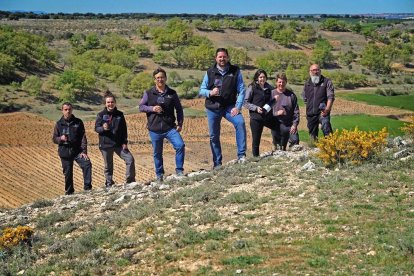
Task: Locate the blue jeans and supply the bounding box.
[149,128,185,177]
[206,106,246,167]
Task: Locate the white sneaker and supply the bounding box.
[238,156,247,164]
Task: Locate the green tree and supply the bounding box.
[128,72,153,98]
[168,71,181,85]
[228,47,249,68]
[110,51,135,69]
[360,43,391,74]
[320,18,348,32]
[134,44,150,57]
[59,83,76,103]
[84,33,100,50]
[179,80,197,98]
[311,39,334,67]
[272,28,296,47]
[22,75,42,96]
[0,53,15,82]
[138,25,150,39]
[296,24,316,44]
[101,33,130,51]
[209,20,222,31]
[153,51,173,66]
[257,20,276,38]
[56,69,96,94]
[339,50,357,66]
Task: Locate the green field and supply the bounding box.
[298,114,405,142]
[339,93,414,111]
[332,114,404,136]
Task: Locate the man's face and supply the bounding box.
[215,51,229,67]
[309,65,321,77]
[62,104,73,119]
[154,72,167,87]
[105,97,116,112]
[276,78,287,91]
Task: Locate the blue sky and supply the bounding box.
[1,0,413,15]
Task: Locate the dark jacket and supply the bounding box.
[302,75,335,116]
[244,82,274,121]
[139,85,184,133]
[53,115,87,159]
[95,107,128,149]
[205,63,240,110]
[272,89,300,127]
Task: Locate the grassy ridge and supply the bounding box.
[1,150,413,274]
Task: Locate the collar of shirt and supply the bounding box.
[216,64,229,75]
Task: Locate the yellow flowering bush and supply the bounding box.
[316,127,388,166]
[401,116,414,139]
[0,226,34,250]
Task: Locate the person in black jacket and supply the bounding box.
[53,102,92,195]
[199,48,247,168]
[301,64,335,140]
[139,68,185,183]
[95,91,135,188]
[243,69,279,157]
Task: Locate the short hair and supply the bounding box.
[103,90,116,103]
[275,72,288,82]
[215,48,229,57]
[153,67,167,78]
[61,102,72,109]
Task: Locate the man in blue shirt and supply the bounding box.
[199,48,247,168]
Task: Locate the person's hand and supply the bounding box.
[257,107,263,114]
[274,94,280,101]
[103,122,109,130]
[176,125,182,132]
[231,107,240,117]
[276,109,286,116]
[209,87,220,97]
[80,153,89,160]
[290,125,298,134]
[60,135,68,142]
[153,105,163,113]
[321,108,331,117]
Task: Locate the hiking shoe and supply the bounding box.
[238,156,247,164]
[156,175,164,184]
[176,171,184,177]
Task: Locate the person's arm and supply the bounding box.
[235,70,246,110]
[174,93,184,128]
[243,86,259,112]
[80,121,88,154]
[199,73,211,98]
[52,123,61,144]
[301,83,307,105]
[292,94,300,128]
[121,114,128,146]
[95,113,106,134]
[138,91,154,113]
[325,79,335,112]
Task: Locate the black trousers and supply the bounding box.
[249,118,279,157]
[306,114,332,140]
[61,154,92,195]
[271,123,291,150]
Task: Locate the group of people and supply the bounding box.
[53,47,334,195]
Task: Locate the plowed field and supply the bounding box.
[0,111,276,208]
[0,97,410,208]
